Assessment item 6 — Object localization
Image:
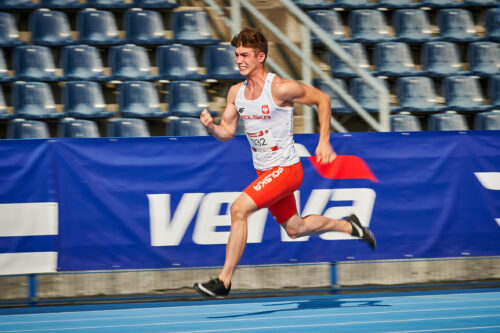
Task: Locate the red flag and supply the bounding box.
[308,155,378,182]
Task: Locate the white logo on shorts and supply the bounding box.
[253,167,284,192]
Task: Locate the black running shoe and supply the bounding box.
[346,214,376,250]
[194,278,231,298]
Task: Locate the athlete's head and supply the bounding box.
[231,27,268,64]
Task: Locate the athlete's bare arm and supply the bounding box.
[273,78,336,164]
[200,84,241,142]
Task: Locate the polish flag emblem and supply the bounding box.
[261,105,270,114]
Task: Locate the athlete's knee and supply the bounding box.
[283,219,305,239]
[230,200,251,222]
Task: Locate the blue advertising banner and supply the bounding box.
[0,131,499,274]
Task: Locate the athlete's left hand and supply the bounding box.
[315,141,337,164]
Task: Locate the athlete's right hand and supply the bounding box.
[200,109,214,130]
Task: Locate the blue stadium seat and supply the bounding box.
[0,86,13,120]
[475,111,500,130]
[373,42,420,77]
[291,0,334,9]
[39,0,85,9]
[86,0,132,8]
[107,118,150,137]
[467,41,500,76]
[109,44,155,81]
[0,0,38,9]
[133,0,178,9]
[124,9,169,45]
[462,0,497,7]
[428,112,469,131]
[167,117,209,136]
[77,9,123,46]
[350,77,390,113]
[487,74,500,107]
[390,113,422,132]
[12,82,63,120]
[335,0,375,9]
[484,8,499,41]
[156,44,204,80]
[0,48,12,82]
[7,119,50,139]
[60,44,110,81]
[420,0,461,8]
[377,0,420,9]
[393,9,435,43]
[171,11,218,45]
[167,81,210,117]
[307,10,346,44]
[0,12,24,47]
[330,43,371,78]
[436,9,482,42]
[118,81,166,118]
[62,81,113,119]
[421,41,467,77]
[443,76,494,112]
[349,10,391,43]
[30,9,74,46]
[13,45,61,82]
[57,118,100,138]
[396,76,446,113]
[203,44,244,81]
[314,78,352,114]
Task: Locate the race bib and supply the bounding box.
[246,130,279,152]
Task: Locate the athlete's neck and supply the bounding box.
[244,69,268,99]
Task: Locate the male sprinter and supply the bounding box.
[194,27,376,298]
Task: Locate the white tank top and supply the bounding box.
[235,73,299,171]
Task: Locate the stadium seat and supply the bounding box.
[334,0,375,9]
[77,9,123,46]
[443,76,494,112]
[62,81,113,118]
[314,78,352,114]
[421,41,467,77]
[0,86,14,120]
[291,0,334,9]
[0,12,24,47]
[86,0,132,8]
[475,111,500,130]
[57,118,100,137]
[350,77,390,113]
[484,8,499,41]
[12,82,63,120]
[0,0,38,9]
[109,44,155,81]
[396,77,446,113]
[7,119,50,139]
[428,112,469,131]
[467,41,500,76]
[487,74,500,107]
[0,48,12,82]
[60,44,109,81]
[167,117,209,136]
[307,10,346,44]
[30,9,74,46]
[39,0,85,9]
[436,9,482,42]
[156,44,204,80]
[107,118,150,137]
[13,45,61,82]
[118,81,166,118]
[330,43,371,78]
[124,9,169,45]
[373,42,420,77]
[167,80,210,117]
[390,113,422,132]
[377,0,420,9]
[349,10,391,43]
[419,0,461,8]
[462,0,497,7]
[171,11,218,45]
[133,0,178,9]
[392,9,435,43]
[203,44,244,81]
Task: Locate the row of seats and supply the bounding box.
[317,74,500,114]
[0,0,178,10]
[0,80,215,120]
[0,9,217,47]
[308,8,499,44]
[0,43,242,82]
[391,111,500,131]
[293,0,497,9]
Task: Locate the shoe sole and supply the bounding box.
[348,214,377,250]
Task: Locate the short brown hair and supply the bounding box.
[231,27,268,62]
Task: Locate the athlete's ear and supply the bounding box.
[258,51,266,64]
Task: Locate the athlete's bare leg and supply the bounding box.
[282,213,353,239]
[218,192,257,288]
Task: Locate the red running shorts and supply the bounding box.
[243,162,303,224]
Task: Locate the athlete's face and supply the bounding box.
[234,45,265,76]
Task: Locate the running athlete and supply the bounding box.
[194,27,376,298]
